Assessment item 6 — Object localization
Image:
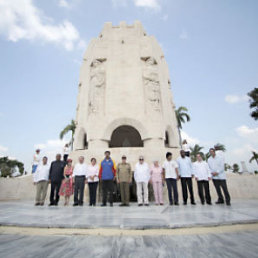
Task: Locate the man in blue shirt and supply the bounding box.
[99,151,116,207]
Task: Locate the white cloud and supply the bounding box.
[179,29,188,40]
[58,0,71,8]
[161,14,168,21]
[235,125,258,143]
[112,0,128,7]
[133,0,161,10]
[181,131,200,147]
[0,145,8,155]
[225,94,249,104]
[0,0,85,51]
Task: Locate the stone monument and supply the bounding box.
[70,21,180,166]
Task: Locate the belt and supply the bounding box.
[75,175,85,178]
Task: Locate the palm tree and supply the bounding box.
[247,87,258,120]
[175,106,191,146]
[232,163,240,173]
[214,143,226,152]
[59,120,76,150]
[190,144,204,162]
[249,151,258,165]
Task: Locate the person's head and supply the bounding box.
[67,159,72,166]
[79,156,84,164]
[65,144,69,147]
[182,139,187,145]
[196,153,203,162]
[91,157,96,166]
[104,151,110,159]
[56,154,61,161]
[153,160,159,167]
[42,156,48,165]
[122,155,127,164]
[166,152,172,161]
[180,150,185,158]
[139,156,144,164]
[209,148,216,157]
[36,149,40,154]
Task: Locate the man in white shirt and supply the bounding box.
[33,156,50,206]
[208,148,231,205]
[162,152,179,205]
[73,156,87,206]
[177,150,196,205]
[134,156,150,206]
[193,153,212,205]
[32,149,40,174]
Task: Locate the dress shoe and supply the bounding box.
[144,204,149,206]
[207,202,212,205]
[138,204,143,207]
[119,204,125,207]
[215,201,224,204]
[48,203,55,206]
[191,202,196,205]
[101,203,106,207]
[73,203,78,206]
[226,202,231,206]
[110,203,113,207]
[35,203,40,206]
[183,202,187,205]
[160,203,164,206]
[174,203,179,206]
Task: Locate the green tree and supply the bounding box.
[214,143,226,152]
[247,87,258,120]
[249,151,258,165]
[175,106,191,146]
[224,163,231,171]
[232,163,240,173]
[190,144,204,162]
[0,157,24,177]
[59,120,76,150]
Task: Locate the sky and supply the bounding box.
[0,0,257,172]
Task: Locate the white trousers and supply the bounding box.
[136,182,149,204]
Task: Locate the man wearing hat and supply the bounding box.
[117,155,132,206]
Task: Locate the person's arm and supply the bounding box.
[189,159,194,177]
[206,162,212,180]
[134,166,138,182]
[99,162,103,181]
[116,164,120,183]
[49,163,52,182]
[112,159,116,180]
[175,167,179,180]
[192,163,198,181]
[63,166,67,178]
[128,164,132,183]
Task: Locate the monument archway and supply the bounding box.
[109,125,144,148]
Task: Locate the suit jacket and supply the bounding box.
[49,160,65,182]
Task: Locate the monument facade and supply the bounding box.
[71,21,180,166]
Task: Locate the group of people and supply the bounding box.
[32,146,231,207]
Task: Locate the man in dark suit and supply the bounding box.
[49,154,65,206]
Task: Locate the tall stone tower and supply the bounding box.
[71,21,180,166]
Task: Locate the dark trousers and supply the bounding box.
[50,181,62,205]
[88,182,98,205]
[181,177,195,204]
[74,176,85,205]
[197,180,211,204]
[102,180,114,204]
[185,151,190,157]
[63,154,68,162]
[166,178,178,204]
[120,182,130,205]
[213,179,231,204]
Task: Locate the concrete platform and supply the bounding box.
[0,200,258,229]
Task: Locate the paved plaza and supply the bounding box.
[0,200,258,229]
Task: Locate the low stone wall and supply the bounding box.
[0,173,257,203]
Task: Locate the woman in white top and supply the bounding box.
[182,139,190,157]
[63,144,70,163]
[86,158,99,206]
[193,153,212,205]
